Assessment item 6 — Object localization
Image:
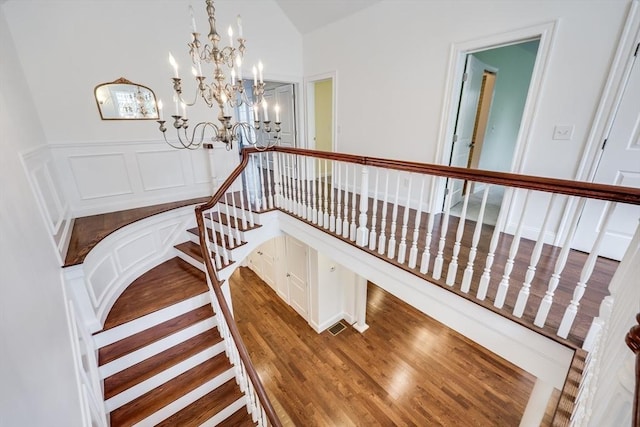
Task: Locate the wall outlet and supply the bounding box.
[553,125,574,140]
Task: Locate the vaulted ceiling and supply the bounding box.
[273,0,382,34]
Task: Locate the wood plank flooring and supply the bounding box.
[64,196,209,266]
[230,266,558,426]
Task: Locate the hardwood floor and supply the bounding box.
[231,266,556,426]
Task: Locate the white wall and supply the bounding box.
[303,0,628,180]
[0,8,82,426]
[2,0,303,215]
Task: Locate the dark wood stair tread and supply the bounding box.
[220,406,257,426]
[210,212,262,231]
[109,353,233,426]
[99,305,214,366]
[104,327,222,399]
[187,226,247,248]
[176,240,237,271]
[102,258,208,330]
[156,379,247,427]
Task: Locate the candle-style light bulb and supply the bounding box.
[173,94,179,115]
[237,15,243,37]
[221,93,228,116]
[258,61,264,83]
[231,68,236,85]
[262,99,269,121]
[252,66,258,86]
[191,66,198,77]
[235,56,242,81]
[274,104,280,123]
[253,104,259,122]
[228,26,233,46]
[157,100,164,120]
[169,52,179,78]
[189,5,197,33]
[181,102,187,118]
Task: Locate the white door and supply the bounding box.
[275,84,296,148]
[285,235,308,319]
[573,56,640,260]
[449,56,488,205]
[260,238,277,289]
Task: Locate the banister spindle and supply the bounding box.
[408,175,426,269]
[318,159,325,227]
[335,162,343,235]
[237,172,249,230]
[311,159,318,224]
[272,152,282,209]
[300,157,308,220]
[369,169,380,251]
[446,181,472,286]
[296,155,303,216]
[513,193,557,317]
[495,190,531,309]
[397,174,412,264]
[223,193,235,249]
[477,187,512,300]
[356,165,370,247]
[625,314,640,427]
[258,152,267,211]
[305,158,313,220]
[251,155,262,212]
[350,164,358,241]
[323,159,330,228]
[228,192,242,245]
[284,154,293,213]
[419,179,437,275]
[378,170,390,255]
[266,153,274,210]
[205,210,222,269]
[557,201,616,338]
[217,204,230,265]
[342,164,350,239]
[461,185,490,293]
[329,161,336,232]
[534,197,586,327]
[387,174,402,259]
[243,165,256,228]
[433,179,454,280]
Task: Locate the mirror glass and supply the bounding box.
[94,78,159,120]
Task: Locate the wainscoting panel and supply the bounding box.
[87,254,119,307]
[69,153,133,200]
[136,150,186,191]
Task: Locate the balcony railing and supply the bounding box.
[195,146,640,426]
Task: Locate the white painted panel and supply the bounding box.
[31,163,63,233]
[69,153,133,200]
[136,150,185,191]
[87,255,118,307]
[286,235,308,319]
[190,149,211,185]
[115,232,157,272]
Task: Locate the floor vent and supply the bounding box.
[328,321,347,336]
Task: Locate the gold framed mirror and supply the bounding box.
[94,78,159,120]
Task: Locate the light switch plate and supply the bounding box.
[553,125,574,140]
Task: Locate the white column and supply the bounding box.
[356,165,370,247]
[519,378,554,427]
[353,274,369,333]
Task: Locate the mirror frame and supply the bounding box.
[94,77,159,120]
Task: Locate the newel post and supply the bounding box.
[625,313,640,427]
[356,165,369,247]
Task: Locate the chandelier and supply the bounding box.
[157,0,281,150]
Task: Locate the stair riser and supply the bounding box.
[215,204,263,226]
[199,397,250,427]
[105,342,226,412]
[100,317,216,378]
[175,250,206,272]
[186,233,245,255]
[132,368,236,427]
[94,293,210,349]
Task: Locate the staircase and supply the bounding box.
[93,257,256,426]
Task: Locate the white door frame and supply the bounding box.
[432,21,558,219]
[304,71,338,152]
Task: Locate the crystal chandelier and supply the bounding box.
[157,0,281,150]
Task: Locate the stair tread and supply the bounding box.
[110,352,233,427]
[219,406,257,426]
[104,327,223,400]
[102,257,208,330]
[187,226,247,247]
[156,378,248,427]
[211,212,262,231]
[99,305,214,366]
[176,240,237,271]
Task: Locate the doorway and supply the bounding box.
[448,39,540,225]
[306,73,336,152]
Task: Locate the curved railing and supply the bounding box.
[627,313,640,427]
[195,146,640,426]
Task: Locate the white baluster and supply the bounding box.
[323,159,330,228]
[433,179,454,280]
[387,174,401,259]
[335,162,343,235]
[356,165,370,247]
[243,166,256,228]
[368,169,380,251]
[397,174,412,264]
[228,192,242,245]
[252,155,262,212]
[237,173,249,230]
[533,198,588,326]
[446,181,472,286]
[477,187,512,300]
[494,190,531,308]
[222,193,235,249]
[329,160,336,232]
[290,155,298,216]
[216,205,230,265]
[284,154,292,212]
[272,152,282,209]
[349,164,358,241]
[311,158,318,223]
[296,155,303,216]
[342,164,350,238]
[206,210,222,269]
[266,153,274,209]
[513,193,557,317]
[305,157,312,220]
[461,185,490,293]
[419,178,437,275]
[408,175,426,269]
[378,170,390,255]
[557,201,616,338]
[299,156,307,220]
[258,152,267,211]
[317,159,324,227]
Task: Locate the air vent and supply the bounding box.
[328,321,347,336]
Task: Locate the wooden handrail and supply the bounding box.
[195,148,282,427]
[267,146,640,205]
[626,313,640,427]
